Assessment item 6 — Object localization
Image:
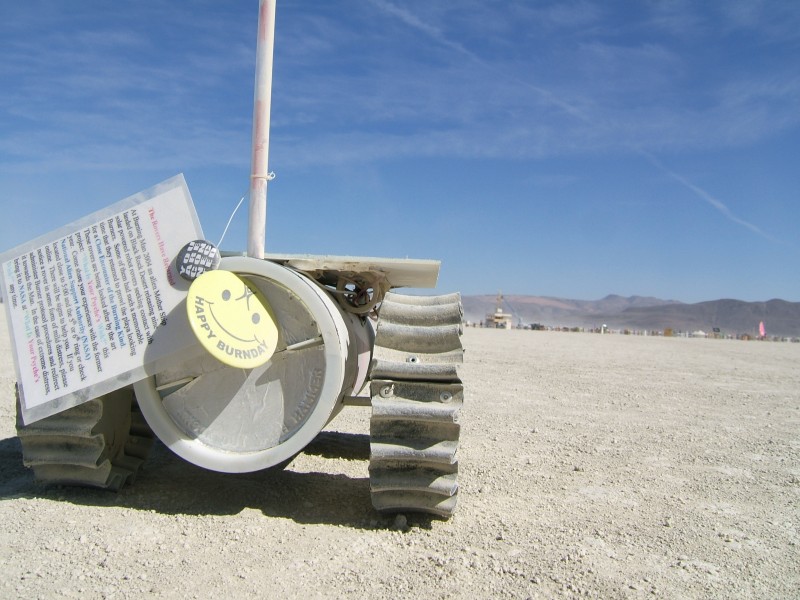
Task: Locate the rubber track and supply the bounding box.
[369,291,464,518]
[16,386,154,491]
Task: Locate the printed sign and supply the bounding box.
[1,175,204,424]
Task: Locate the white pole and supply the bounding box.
[248,0,277,259]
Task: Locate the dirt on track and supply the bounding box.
[1,325,799,599]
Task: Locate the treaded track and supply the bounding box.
[16,386,154,491]
[369,291,464,518]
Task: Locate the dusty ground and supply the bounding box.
[1,323,798,599]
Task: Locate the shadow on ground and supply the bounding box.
[0,431,436,530]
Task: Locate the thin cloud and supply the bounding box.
[367,0,783,244]
[366,0,472,58]
[366,0,593,123]
[640,151,779,243]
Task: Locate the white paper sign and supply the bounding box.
[1,175,204,424]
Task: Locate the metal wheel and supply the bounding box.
[16,385,154,490]
[134,256,371,473]
[369,292,464,518]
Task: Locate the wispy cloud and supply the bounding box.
[2,2,798,189]
[358,1,799,154]
[364,0,787,243]
[0,4,255,174]
[365,0,595,125]
[640,151,778,242]
[367,0,447,45]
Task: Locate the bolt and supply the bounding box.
[380,385,394,398]
[440,391,453,402]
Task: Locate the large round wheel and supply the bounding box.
[134,256,367,473]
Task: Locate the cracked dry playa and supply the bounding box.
[1,321,798,599]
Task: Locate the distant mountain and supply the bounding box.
[463,295,800,337]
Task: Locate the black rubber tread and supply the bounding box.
[369,291,464,518]
[16,385,154,491]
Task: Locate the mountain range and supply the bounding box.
[462,294,800,337]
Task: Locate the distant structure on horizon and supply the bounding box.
[462,294,800,338]
[484,291,513,329]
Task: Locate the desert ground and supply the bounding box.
[1,321,798,599]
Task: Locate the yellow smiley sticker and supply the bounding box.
[186,270,278,368]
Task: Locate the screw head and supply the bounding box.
[380,385,394,398]
[440,391,453,402]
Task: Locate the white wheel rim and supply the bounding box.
[134,256,349,473]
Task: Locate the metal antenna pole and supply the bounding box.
[247,0,277,259]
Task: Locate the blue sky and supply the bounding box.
[1,1,798,303]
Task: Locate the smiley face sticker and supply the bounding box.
[186,270,279,368]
